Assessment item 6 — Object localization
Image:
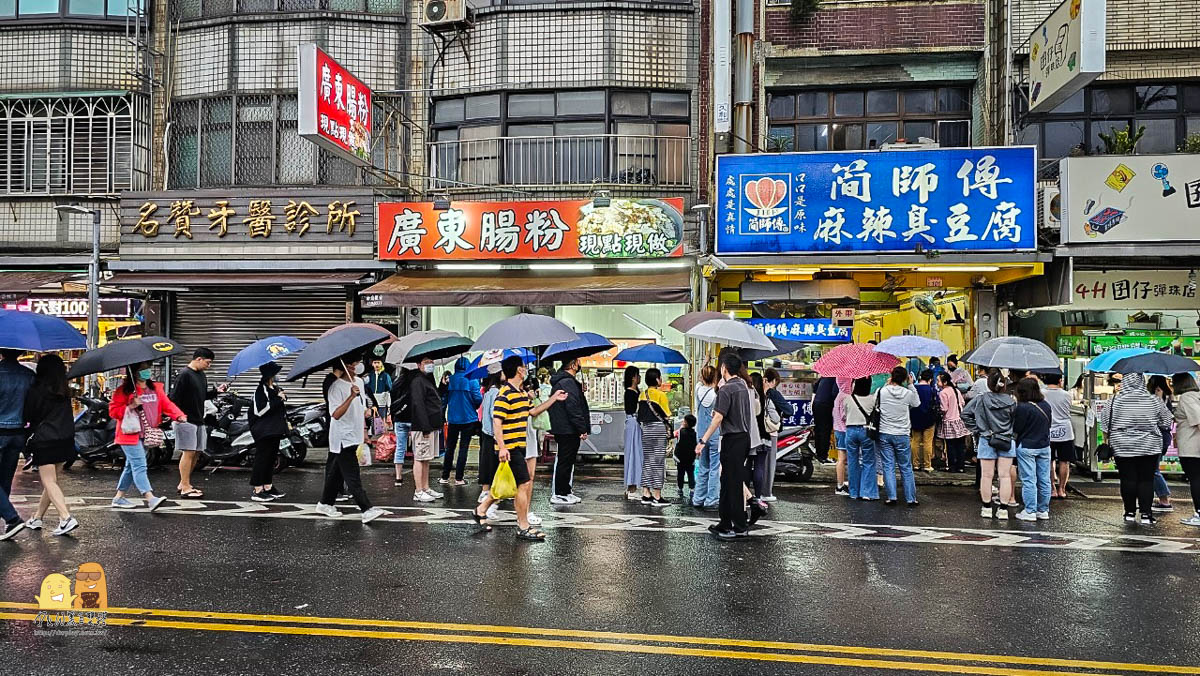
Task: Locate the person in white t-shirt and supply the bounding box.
[1039,372,1076,499]
[315,352,387,524]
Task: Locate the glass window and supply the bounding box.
[937,120,970,147]
[1049,89,1085,114]
[1185,86,1200,113]
[767,125,794,152]
[768,94,795,121]
[834,92,863,117]
[200,98,233,187]
[555,121,604,136]
[904,90,935,115]
[508,93,554,118]
[1043,120,1084,158]
[107,0,142,14]
[866,122,896,148]
[796,92,828,118]
[69,0,105,14]
[831,123,862,150]
[1189,117,1200,137]
[795,124,828,151]
[19,0,59,13]
[1015,122,1040,148]
[1091,119,1131,154]
[507,123,553,137]
[1137,85,1177,112]
[866,90,897,116]
[433,98,464,124]
[1092,88,1132,115]
[902,121,933,143]
[1138,118,1178,153]
[277,96,314,185]
[939,88,970,113]
[612,92,648,116]
[556,91,605,116]
[465,94,500,120]
[650,92,689,117]
[0,0,14,16]
[458,124,500,186]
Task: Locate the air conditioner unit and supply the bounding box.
[1040,185,1061,231]
[421,0,467,28]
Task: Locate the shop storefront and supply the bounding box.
[2,295,140,345]
[364,197,693,454]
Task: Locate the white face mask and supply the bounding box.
[423,364,435,374]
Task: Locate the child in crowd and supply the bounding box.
[675,414,698,496]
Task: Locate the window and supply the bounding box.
[0,0,144,19]
[1018,81,1200,161]
[171,0,403,19]
[430,89,691,187]
[768,86,973,150]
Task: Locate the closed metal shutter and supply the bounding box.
[171,288,349,403]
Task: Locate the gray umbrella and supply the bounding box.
[471,313,580,351]
[962,336,1059,371]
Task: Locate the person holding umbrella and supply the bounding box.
[1099,372,1172,525]
[962,371,1016,520]
[548,357,590,505]
[248,362,288,502]
[696,352,754,540]
[110,362,187,512]
[410,356,446,503]
[0,349,35,540]
[314,352,387,524]
[21,354,79,536]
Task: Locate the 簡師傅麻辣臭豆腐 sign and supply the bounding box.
[376,198,685,261]
[298,44,372,166]
[715,147,1037,255]
[744,318,850,343]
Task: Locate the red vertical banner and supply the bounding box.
[298,43,372,166]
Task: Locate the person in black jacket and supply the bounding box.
[389,363,418,487]
[248,362,289,502]
[548,358,589,505]
[22,354,79,536]
[410,357,446,503]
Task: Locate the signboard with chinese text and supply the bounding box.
[1068,270,1200,310]
[715,147,1037,255]
[298,43,372,166]
[593,338,656,368]
[831,307,854,327]
[1060,155,1200,244]
[1027,0,1106,113]
[119,190,375,260]
[4,297,131,319]
[377,198,685,261]
[744,318,851,343]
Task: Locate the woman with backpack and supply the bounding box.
[844,376,878,501]
[638,367,672,506]
[748,373,772,500]
[1100,372,1172,525]
[109,361,187,512]
[962,371,1016,519]
[936,371,970,473]
[248,362,289,502]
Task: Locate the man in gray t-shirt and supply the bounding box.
[1039,372,1076,498]
[698,354,753,537]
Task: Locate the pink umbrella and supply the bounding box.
[320,322,399,344]
[813,343,900,379]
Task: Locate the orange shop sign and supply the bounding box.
[377,198,685,261]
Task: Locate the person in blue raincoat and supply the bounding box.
[442,356,483,486]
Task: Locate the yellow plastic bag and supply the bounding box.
[490,462,517,500]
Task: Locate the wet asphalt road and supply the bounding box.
[2,459,1199,676]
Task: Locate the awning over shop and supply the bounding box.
[106,272,370,290]
[0,270,83,294]
[361,269,691,307]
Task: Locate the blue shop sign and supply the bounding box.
[784,399,813,427]
[715,147,1037,255]
[745,318,850,343]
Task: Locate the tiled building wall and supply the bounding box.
[763,0,985,54]
[0,26,139,92]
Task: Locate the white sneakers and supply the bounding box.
[414,492,436,503]
[26,517,43,530]
[550,494,582,505]
[980,505,993,518]
[486,504,499,520]
[1015,510,1037,522]
[361,507,387,524]
[761,495,778,503]
[1036,512,1050,521]
[425,489,445,499]
[52,517,79,536]
[314,503,339,517]
[147,496,167,512]
[1181,514,1200,527]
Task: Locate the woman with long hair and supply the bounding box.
[691,364,721,509]
[962,371,1016,519]
[843,377,877,500]
[1146,374,1175,512]
[110,361,186,511]
[22,354,79,535]
[936,371,971,473]
[622,365,643,500]
[749,372,772,499]
[638,367,672,506]
[1170,372,1200,527]
[1013,377,1053,521]
[248,362,288,502]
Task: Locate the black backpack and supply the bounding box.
[390,374,413,424]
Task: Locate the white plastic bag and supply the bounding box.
[355,443,372,467]
[120,409,142,435]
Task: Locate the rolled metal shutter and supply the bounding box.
[171,288,349,403]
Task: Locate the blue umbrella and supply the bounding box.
[227,335,308,379]
[1085,347,1154,373]
[615,343,687,365]
[544,332,614,364]
[0,309,86,352]
[464,348,536,380]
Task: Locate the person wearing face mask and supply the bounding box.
[410,358,446,503]
[110,362,187,512]
[314,352,387,524]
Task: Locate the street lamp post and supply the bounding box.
[54,204,101,392]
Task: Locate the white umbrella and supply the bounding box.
[684,319,774,350]
[873,336,951,358]
[384,330,458,364]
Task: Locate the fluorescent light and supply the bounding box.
[913,266,1000,272]
[617,261,690,270]
[436,263,502,271]
[764,268,819,276]
[529,263,595,271]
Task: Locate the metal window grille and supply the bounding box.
[172,0,403,19]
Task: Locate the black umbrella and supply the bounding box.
[1111,351,1199,375]
[284,325,393,382]
[738,336,808,362]
[404,335,474,362]
[66,336,189,379]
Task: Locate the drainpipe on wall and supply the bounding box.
[732,0,754,154]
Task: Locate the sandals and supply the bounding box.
[178,488,204,498]
[516,526,546,541]
[470,507,493,532]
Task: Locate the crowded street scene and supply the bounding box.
[3,0,1200,673]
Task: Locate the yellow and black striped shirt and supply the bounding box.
[493,383,531,450]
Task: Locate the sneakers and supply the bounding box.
[0,520,25,541]
[52,516,79,536]
[111,497,136,509]
[1123,513,1137,523]
[565,494,582,504]
[625,491,641,501]
[486,504,500,520]
[549,495,573,505]
[1152,502,1174,512]
[650,497,670,507]
[1036,511,1050,520]
[314,503,339,518]
[1180,513,1200,527]
[478,491,489,504]
[251,491,275,503]
[834,484,850,496]
[425,488,445,499]
[413,491,436,503]
[640,495,653,504]
[527,513,543,526]
[26,517,43,530]
[147,496,167,512]
[438,478,450,485]
[981,505,994,518]
[761,495,778,503]
[266,487,286,499]
[361,507,387,524]
[1140,513,1157,525]
[994,503,1008,520]
[1015,510,1038,522]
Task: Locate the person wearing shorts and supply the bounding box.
[471,356,565,541]
[170,348,225,498]
[409,357,445,503]
[1041,373,1076,499]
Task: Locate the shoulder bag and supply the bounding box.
[764,396,781,435]
[1096,401,1116,462]
[137,405,165,449]
[851,392,881,440]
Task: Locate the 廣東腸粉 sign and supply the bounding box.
[298,44,372,166]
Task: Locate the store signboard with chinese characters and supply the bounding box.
[744,318,851,343]
[1060,155,1200,244]
[1027,0,1106,113]
[715,147,1037,255]
[298,43,372,166]
[1069,270,1200,310]
[119,190,375,259]
[376,198,685,261]
[4,296,131,318]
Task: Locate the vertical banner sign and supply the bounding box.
[715,147,1037,255]
[1027,0,1106,113]
[298,43,372,166]
[712,0,732,133]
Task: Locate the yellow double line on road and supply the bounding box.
[1,602,1196,675]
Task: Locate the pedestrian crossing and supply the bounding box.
[12,494,1200,554]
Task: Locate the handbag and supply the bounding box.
[764,396,781,435]
[851,392,881,441]
[137,406,165,449]
[1097,402,1116,462]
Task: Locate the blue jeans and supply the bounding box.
[1017,445,1052,514]
[692,404,720,507]
[0,434,23,524]
[845,426,876,499]
[1154,454,1171,499]
[393,422,411,466]
[117,442,154,495]
[878,433,918,503]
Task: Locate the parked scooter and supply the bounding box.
[776,424,816,481]
[196,391,308,472]
[287,401,328,450]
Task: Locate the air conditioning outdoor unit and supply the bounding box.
[1040,185,1061,231]
[422,0,468,27]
